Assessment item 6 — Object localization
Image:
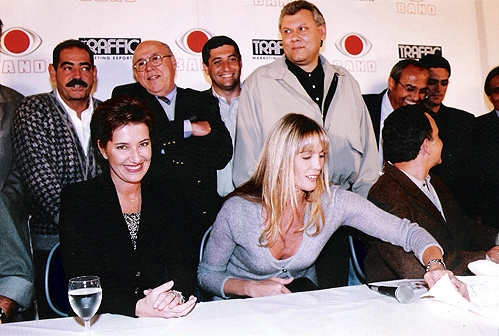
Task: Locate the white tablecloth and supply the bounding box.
[1,276,497,336]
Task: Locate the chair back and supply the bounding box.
[44,242,70,317]
[199,225,213,263]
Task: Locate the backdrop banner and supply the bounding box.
[1,0,497,115]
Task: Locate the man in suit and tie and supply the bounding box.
[472,66,499,229]
[363,60,429,169]
[201,35,242,197]
[364,104,499,282]
[113,40,233,244]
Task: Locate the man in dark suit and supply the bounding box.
[113,40,233,244]
[201,35,242,197]
[363,60,428,169]
[473,66,499,229]
[365,104,499,282]
[419,54,475,216]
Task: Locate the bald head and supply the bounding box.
[132,40,177,97]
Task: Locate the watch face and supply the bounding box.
[0,308,6,323]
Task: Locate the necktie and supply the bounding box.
[157,96,170,105]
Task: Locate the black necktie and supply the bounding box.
[157,96,171,105]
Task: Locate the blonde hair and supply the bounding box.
[231,113,330,247]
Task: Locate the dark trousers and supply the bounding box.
[315,226,351,288]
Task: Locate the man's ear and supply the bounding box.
[388,76,396,91]
[421,138,431,155]
[49,64,57,83]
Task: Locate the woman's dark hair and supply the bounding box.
[90,95,155,164]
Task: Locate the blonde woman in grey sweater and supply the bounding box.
[198,113,468,300]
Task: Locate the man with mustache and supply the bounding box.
[363,60,429,170]
[12,39,101,319]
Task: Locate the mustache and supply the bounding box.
[66,78,88,88]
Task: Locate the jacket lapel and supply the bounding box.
[384,164,446,223]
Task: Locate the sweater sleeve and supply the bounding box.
[330,188,442,264]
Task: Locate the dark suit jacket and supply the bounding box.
[365,163,498,282]
[473,110,499,229]
[364,91,476,216]
[363,90,386,146]
[59,172,198,317]
[427,105,475,215]
[112,83,233,240]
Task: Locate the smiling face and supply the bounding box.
[280,9,326,72]
[203,44,242,94]
[49,47,96,111]
[294,142,325,194]
[388,64,429,110]
[99,122,151,188]
[132,41,176,97]
[425,67,450,110]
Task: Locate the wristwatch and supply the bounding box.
[0,307,7,323]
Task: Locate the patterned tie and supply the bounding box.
[157,96,171,105]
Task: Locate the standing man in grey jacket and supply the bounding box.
[233,1,378,287]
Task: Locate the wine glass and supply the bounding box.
[68,275,102,336]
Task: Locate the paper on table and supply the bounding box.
[468,259,499,277]
[420,274,498,320]
[420,274,476,311]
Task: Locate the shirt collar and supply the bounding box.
[54,88,93,115]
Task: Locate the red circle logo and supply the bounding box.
[335,33,372,58]
[0,27,42,57]
[176,28,213,55]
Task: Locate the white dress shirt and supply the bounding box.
[54,89,93,155]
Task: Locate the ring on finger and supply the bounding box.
[170,290,185,304]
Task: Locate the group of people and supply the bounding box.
[1,0,498,323]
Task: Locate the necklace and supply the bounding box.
[128,192,141,203]
[119,186,141,204]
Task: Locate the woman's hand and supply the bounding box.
[424,269,470,301]
[135,281,197,318]
[246,277,294,297]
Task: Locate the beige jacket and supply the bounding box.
[233,55,378,197]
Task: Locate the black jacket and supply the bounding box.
[59,172,198,317]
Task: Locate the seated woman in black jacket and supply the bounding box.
[60,96,197,318]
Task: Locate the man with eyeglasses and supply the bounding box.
[419,54,475,216]
[112,40,232,246]
[472,66,499,229]
[363,59,429,169]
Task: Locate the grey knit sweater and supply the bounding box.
[198,185,440,298]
